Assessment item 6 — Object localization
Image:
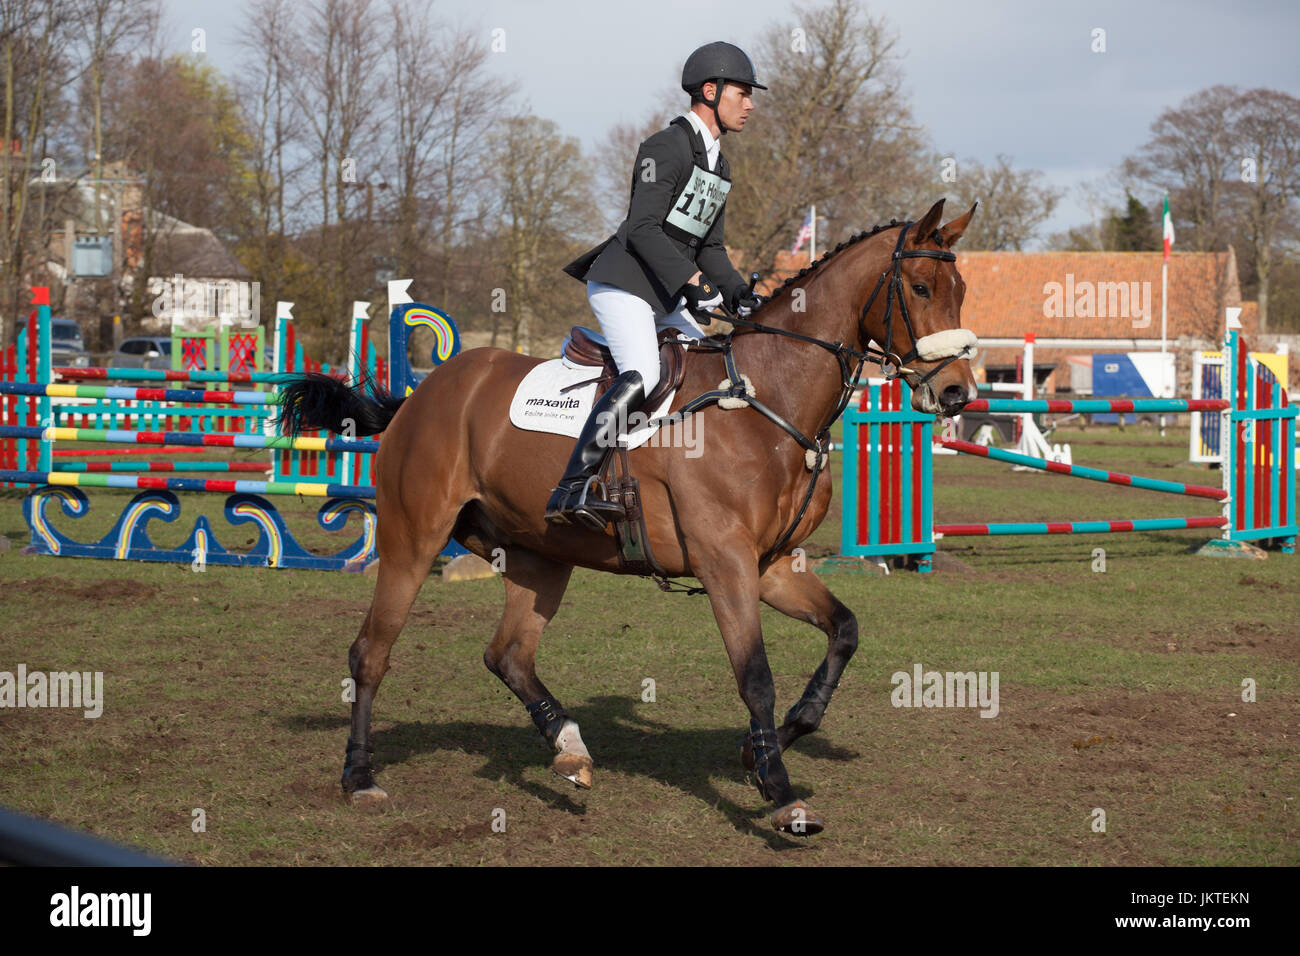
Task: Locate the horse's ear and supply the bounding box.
[910,199,946,243]
[939,202,978,248]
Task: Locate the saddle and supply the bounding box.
[561,326,686,410]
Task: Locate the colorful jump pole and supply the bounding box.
[0,469,373,499]
[964,397,1229,414]
[936,516,1228,537]
[52,446,219,457]
[0,425,378,454]
[53,366,303,385]
[52,461,269,473]
[0,382,280,406]
[938,437,1228,500]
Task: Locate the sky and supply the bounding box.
[161,0,1300,245]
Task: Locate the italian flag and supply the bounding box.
[1162,194,1175,262]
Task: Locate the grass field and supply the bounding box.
[0,425,1296,865]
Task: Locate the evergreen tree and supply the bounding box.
[1105,193,1160,251]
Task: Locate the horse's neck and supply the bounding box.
[726,244,878,442]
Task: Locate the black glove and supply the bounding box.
[729,288,764,318]
[680,278,723,313]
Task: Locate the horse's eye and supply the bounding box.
[912,284,930,299]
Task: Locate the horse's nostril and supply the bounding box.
[940,384,968,410]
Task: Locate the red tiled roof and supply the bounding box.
[955,251,1244,341]
[757,248,1253,343]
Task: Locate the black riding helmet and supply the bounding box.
[681,41,766,134]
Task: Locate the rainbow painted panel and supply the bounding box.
[388,302,461,398]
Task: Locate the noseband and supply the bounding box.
[859,221,971,386]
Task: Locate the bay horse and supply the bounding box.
[280,198,979,835]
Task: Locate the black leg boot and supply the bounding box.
[545,370,645,531]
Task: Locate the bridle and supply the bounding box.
[659,219,972,568]
[698,219,968,426]
[862,221,966,386]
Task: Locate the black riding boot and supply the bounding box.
[545,370,646,531]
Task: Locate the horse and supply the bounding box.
[279,198,979,835]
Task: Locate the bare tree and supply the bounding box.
[386,4,517,300]
[100,55,258,324]
[943,155,1062,250]
[1119,84,1300,331]
[723,0,931,272]
[1231,87,1300,330]
[594,114,668,237]
[284,0,387,340]
[69,0,155,234]
[486,115,595,352]
[426,25,516,308]
[1121,85,1241,253]
[0,0,78,340]
[234,0,303,311]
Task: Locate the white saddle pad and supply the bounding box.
[509,356,677,449]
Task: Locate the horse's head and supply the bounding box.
[858,199,979,416]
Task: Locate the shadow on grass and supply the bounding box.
[283,694,859,848]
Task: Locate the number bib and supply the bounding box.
[664,165,731,241]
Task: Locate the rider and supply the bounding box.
[546,41,766,531]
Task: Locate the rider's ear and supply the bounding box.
[938,202,978,248]
[910,199,946,243]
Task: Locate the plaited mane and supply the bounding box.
[756,218,944,312]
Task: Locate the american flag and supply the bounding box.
[791,209,813,254]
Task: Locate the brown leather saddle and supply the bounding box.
[561,326,686,409]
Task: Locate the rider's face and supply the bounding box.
[712,81,754,132]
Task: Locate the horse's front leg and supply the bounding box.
[694,550,825,836]
[747,552,858,762]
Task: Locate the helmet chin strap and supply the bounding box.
[703,79,731,135]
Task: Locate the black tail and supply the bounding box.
[275,372,407,438]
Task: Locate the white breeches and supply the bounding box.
[586,281,706,394]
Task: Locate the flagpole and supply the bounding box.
[810,204,816,262]
[1160,194,1172,355]
[1164,257,1175,356]
[1159,194,1173,438]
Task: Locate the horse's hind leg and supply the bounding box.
[481,549,591,788]
[749,554,858,765]
[342,528,442,805]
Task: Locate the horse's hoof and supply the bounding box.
[552,752,593,790]
[771,800,823,836]
[349,784,390,807]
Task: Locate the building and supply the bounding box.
[36,161,250,351]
